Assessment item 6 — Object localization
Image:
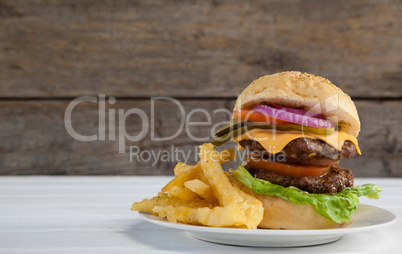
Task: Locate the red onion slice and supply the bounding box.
[270,105,326,119]
[253,105,335,129]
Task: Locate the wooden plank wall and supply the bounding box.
[0,0,401,176]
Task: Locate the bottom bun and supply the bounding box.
[232,178,342,229]
[255,193,340,229]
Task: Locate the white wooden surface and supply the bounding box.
[0,176,400,254]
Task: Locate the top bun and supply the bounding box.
[233,71,360,137]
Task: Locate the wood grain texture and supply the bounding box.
[0,99,400,176]
[0,0,401,98]
[0,0,400,176]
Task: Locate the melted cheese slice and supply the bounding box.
[234,129,361,155]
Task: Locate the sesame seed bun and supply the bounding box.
[233,71,360,137]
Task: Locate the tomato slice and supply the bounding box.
[246,155,330,177]
[233,109,290,125]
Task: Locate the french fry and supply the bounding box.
[184,179,218,203]
[131,192,167,212]
[161,164,201,192]
[165,148,236,191]
[131,192,213,212]
[168,186,198,200]
[199,143,243,206]
[199,144,263,228]
[173,162,193,176]
[172,148,235,177]
[210,148,236,164]
[195,169,208,183]
[153,204,248,227]
[184,179,209,196]
[231,182,264,229]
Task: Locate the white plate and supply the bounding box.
[139,204,396,247]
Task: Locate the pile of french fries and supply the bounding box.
[132,143,263,229]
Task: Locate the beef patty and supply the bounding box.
[245,162,354,195]
[239,138,358,167]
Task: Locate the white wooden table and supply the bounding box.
[0,176,400,253]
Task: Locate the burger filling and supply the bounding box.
[239,138,358,195]
[212,105,362,196]
[239,138,358,167]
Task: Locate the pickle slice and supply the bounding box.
[214,118,246,137]
[275,124,335,135]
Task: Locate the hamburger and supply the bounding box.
[212,71,381,229]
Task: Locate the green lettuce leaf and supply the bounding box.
[232,165,382,223]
